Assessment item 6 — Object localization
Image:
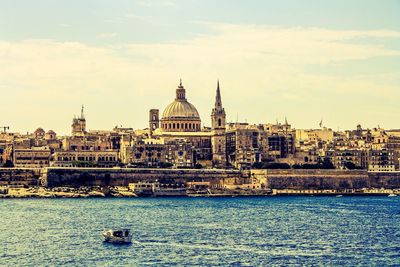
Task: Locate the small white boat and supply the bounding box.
[388,193,397,197]
[336,195,343,198]
[102,229,132,244]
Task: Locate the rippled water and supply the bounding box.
[1,197,399,266]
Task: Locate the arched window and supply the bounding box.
[177,123,180,129]
[173,123,175,129]
[218,118,222,127]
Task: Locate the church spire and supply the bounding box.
[215,80,223,110]
[211,79,227,167]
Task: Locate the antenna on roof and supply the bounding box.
[81,105,85,119]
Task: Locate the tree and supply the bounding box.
[160,162,173,168]
[3,160,14,168]
[344,161,356,170]
[321,158,335,169]
[251,162,290,169]
[194,163,203,169]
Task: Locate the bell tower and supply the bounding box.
[149,109,160,135]
[211,80,227,167]
[71,105,87,136]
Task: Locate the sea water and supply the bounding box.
[1,197,399,266]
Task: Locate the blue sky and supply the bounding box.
[1,0,400,134]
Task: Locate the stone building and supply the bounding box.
[295,127,334,147]
[159,131,212,163]
[122,138,165,167]
[264,121,296,159]
[164,139,196,168]
[325,149,368,169]
[226,123,268,169]
[267,133,295,159]
[120,135,196,168]
[72,105,87,136]
[51,150,119,168]
[13,147,51,168]
[368,149,395,172]
[52,108,121,167]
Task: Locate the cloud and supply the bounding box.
[136,0,176,7]
[97,32,119,39]
[0,24,400,133]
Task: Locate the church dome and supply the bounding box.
[162,101,200,119]
[160,80,202,132]
[35,127,45,134]
[161,81,200,120]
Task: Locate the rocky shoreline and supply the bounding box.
[0,186,135,198]
[0,186,398,198]
[0,186,273,198]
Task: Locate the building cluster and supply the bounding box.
[1,80,399,172]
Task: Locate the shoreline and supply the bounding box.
[0,186,398,198]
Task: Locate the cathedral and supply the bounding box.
[149,80,227,167]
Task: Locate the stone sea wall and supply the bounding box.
[41,167,244,187]
[252,169,400,189]
[0,168,41,186]
[2,167,400,190]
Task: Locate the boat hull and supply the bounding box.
[102,230,132,244]
[153,188,188,197]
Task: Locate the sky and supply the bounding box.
[1,0,400,135]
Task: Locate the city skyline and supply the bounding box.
[1,0,400,134]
